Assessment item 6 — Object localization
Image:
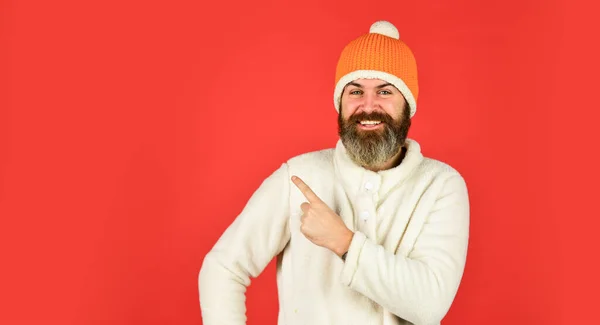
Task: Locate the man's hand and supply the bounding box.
[291,175,354,257]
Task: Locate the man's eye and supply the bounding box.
[379,90,392,95]
[349,90,362,95]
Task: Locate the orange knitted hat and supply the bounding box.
[334,21,419,117]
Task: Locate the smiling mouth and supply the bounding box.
[359,120,381,125]
[357,120,384,129]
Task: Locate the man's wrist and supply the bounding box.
[332,229,354,258]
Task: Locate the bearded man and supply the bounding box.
[199,20,470,325]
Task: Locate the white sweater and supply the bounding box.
[199,138,470,325]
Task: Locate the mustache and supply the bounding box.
[346,111,395,125]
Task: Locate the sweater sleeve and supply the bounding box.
[340,175,470,325]
[198,163,291,325]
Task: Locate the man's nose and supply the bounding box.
[360,93,378,113]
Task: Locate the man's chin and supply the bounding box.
[353,128,387,140]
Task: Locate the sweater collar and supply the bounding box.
[333,138,424,201]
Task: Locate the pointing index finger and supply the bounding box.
[291,176,321,204]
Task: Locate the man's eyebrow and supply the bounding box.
[376,83,393,88]
[347,82,363,88]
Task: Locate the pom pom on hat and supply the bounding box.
[369,20,400,39]
[333,20,419,118]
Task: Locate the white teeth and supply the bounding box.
[360,120,381,125]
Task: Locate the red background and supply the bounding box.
[1,0,598,324]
